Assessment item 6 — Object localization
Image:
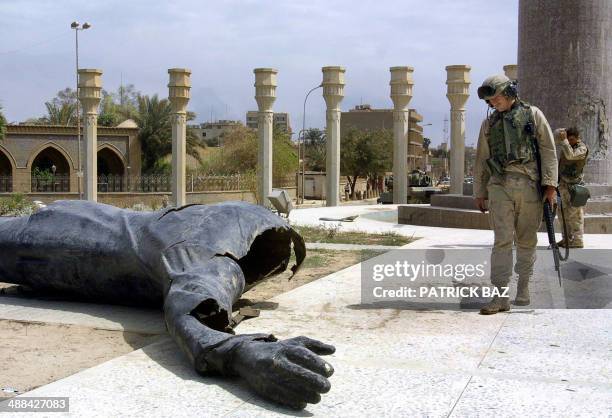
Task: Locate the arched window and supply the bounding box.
[97,147,126,192]
[0,150,12,192]
[31,147,71,192]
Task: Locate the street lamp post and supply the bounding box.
[51,164,57,192]
[298,84,322,205]
[71,21,91,200]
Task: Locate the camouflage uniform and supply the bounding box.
[555,131,589,246]
[474,97,558,307]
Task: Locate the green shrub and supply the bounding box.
[0,193,36,216]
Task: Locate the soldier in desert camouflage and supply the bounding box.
[555,127,589,248]
[473,74,558,314]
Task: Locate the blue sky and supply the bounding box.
[0,0,518,146]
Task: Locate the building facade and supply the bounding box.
[340,104,427,171]
[188,120,242,146]
[0,124,140,193]
[245,111,291,132]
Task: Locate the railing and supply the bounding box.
[31,175,70,192]
[0,176,12,192]
[94,173,290,193]
[5,173,296,194]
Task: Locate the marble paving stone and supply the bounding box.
[237,309,507,373]
[226,362,472,418]
[1,338,254,417]
[1,385,243,418]
[479,310,612,384]
[449,374,612,418]
[0,296,165,334]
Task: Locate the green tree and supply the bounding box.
[0,104,6,140]
[98,90,120,127]
[133,94,203,173]
[203,125,297,185]
[29,88,78,125]
[303,128,326,171]
[41,101,77,125]
[271,128,298,185]
[114,83,139,120]
[341,129,392,197]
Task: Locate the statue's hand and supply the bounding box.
[230,336,335,409]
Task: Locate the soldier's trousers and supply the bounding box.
[559,182,584,244]
[487,173,543,286]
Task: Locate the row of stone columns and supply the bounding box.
[76,65,510,207]
[75,67,193,206]
[252,66,346,207]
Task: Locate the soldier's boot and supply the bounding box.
[479,287,510,315]
[557,239,566,248]
[514,277,530,306]
[567,239,583,248]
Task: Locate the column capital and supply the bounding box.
[168,68,191,113]
[389,66,414,110]
[322,66,345,110]
[78,69,102,113]
[445,65,471,110]
[254,68,277,112]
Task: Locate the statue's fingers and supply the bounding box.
[260,383,308,410]
[286,336,336,355]
[276,358,331,394]
[285,345,334,377]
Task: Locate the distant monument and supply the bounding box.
[518,0,612,184]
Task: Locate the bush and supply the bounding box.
[0,193,36,216]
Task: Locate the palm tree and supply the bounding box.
[0,104,6,140]
[41,101,76,125]
[132,94,203,173]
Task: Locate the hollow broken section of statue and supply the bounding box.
[0,200,305,333]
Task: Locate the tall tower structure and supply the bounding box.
[518,0,612,183]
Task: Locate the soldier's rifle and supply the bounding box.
[531,126,569,286]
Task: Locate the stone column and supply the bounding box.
[322,66,345,207]
[77,69,102,202]
[389,66,414,204]
[445,65,470,195]
[168,68,191,207]
[503,64,518,81]
[254,68,277,207]
[518,0,612,184]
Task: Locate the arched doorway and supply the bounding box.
[31,147,71,192]
[97,147,126,192]
[0,150,13,192]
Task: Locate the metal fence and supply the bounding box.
[0,176,12,192]
[96,173,261,193]
[2,174,295,194]
[31,175,70,192]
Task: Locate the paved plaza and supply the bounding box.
[1,205,611,417]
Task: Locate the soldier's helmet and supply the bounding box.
[477,74,512,100]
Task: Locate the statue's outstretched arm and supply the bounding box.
[163,256,335,410]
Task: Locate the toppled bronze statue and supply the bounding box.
[0,200,334,409]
